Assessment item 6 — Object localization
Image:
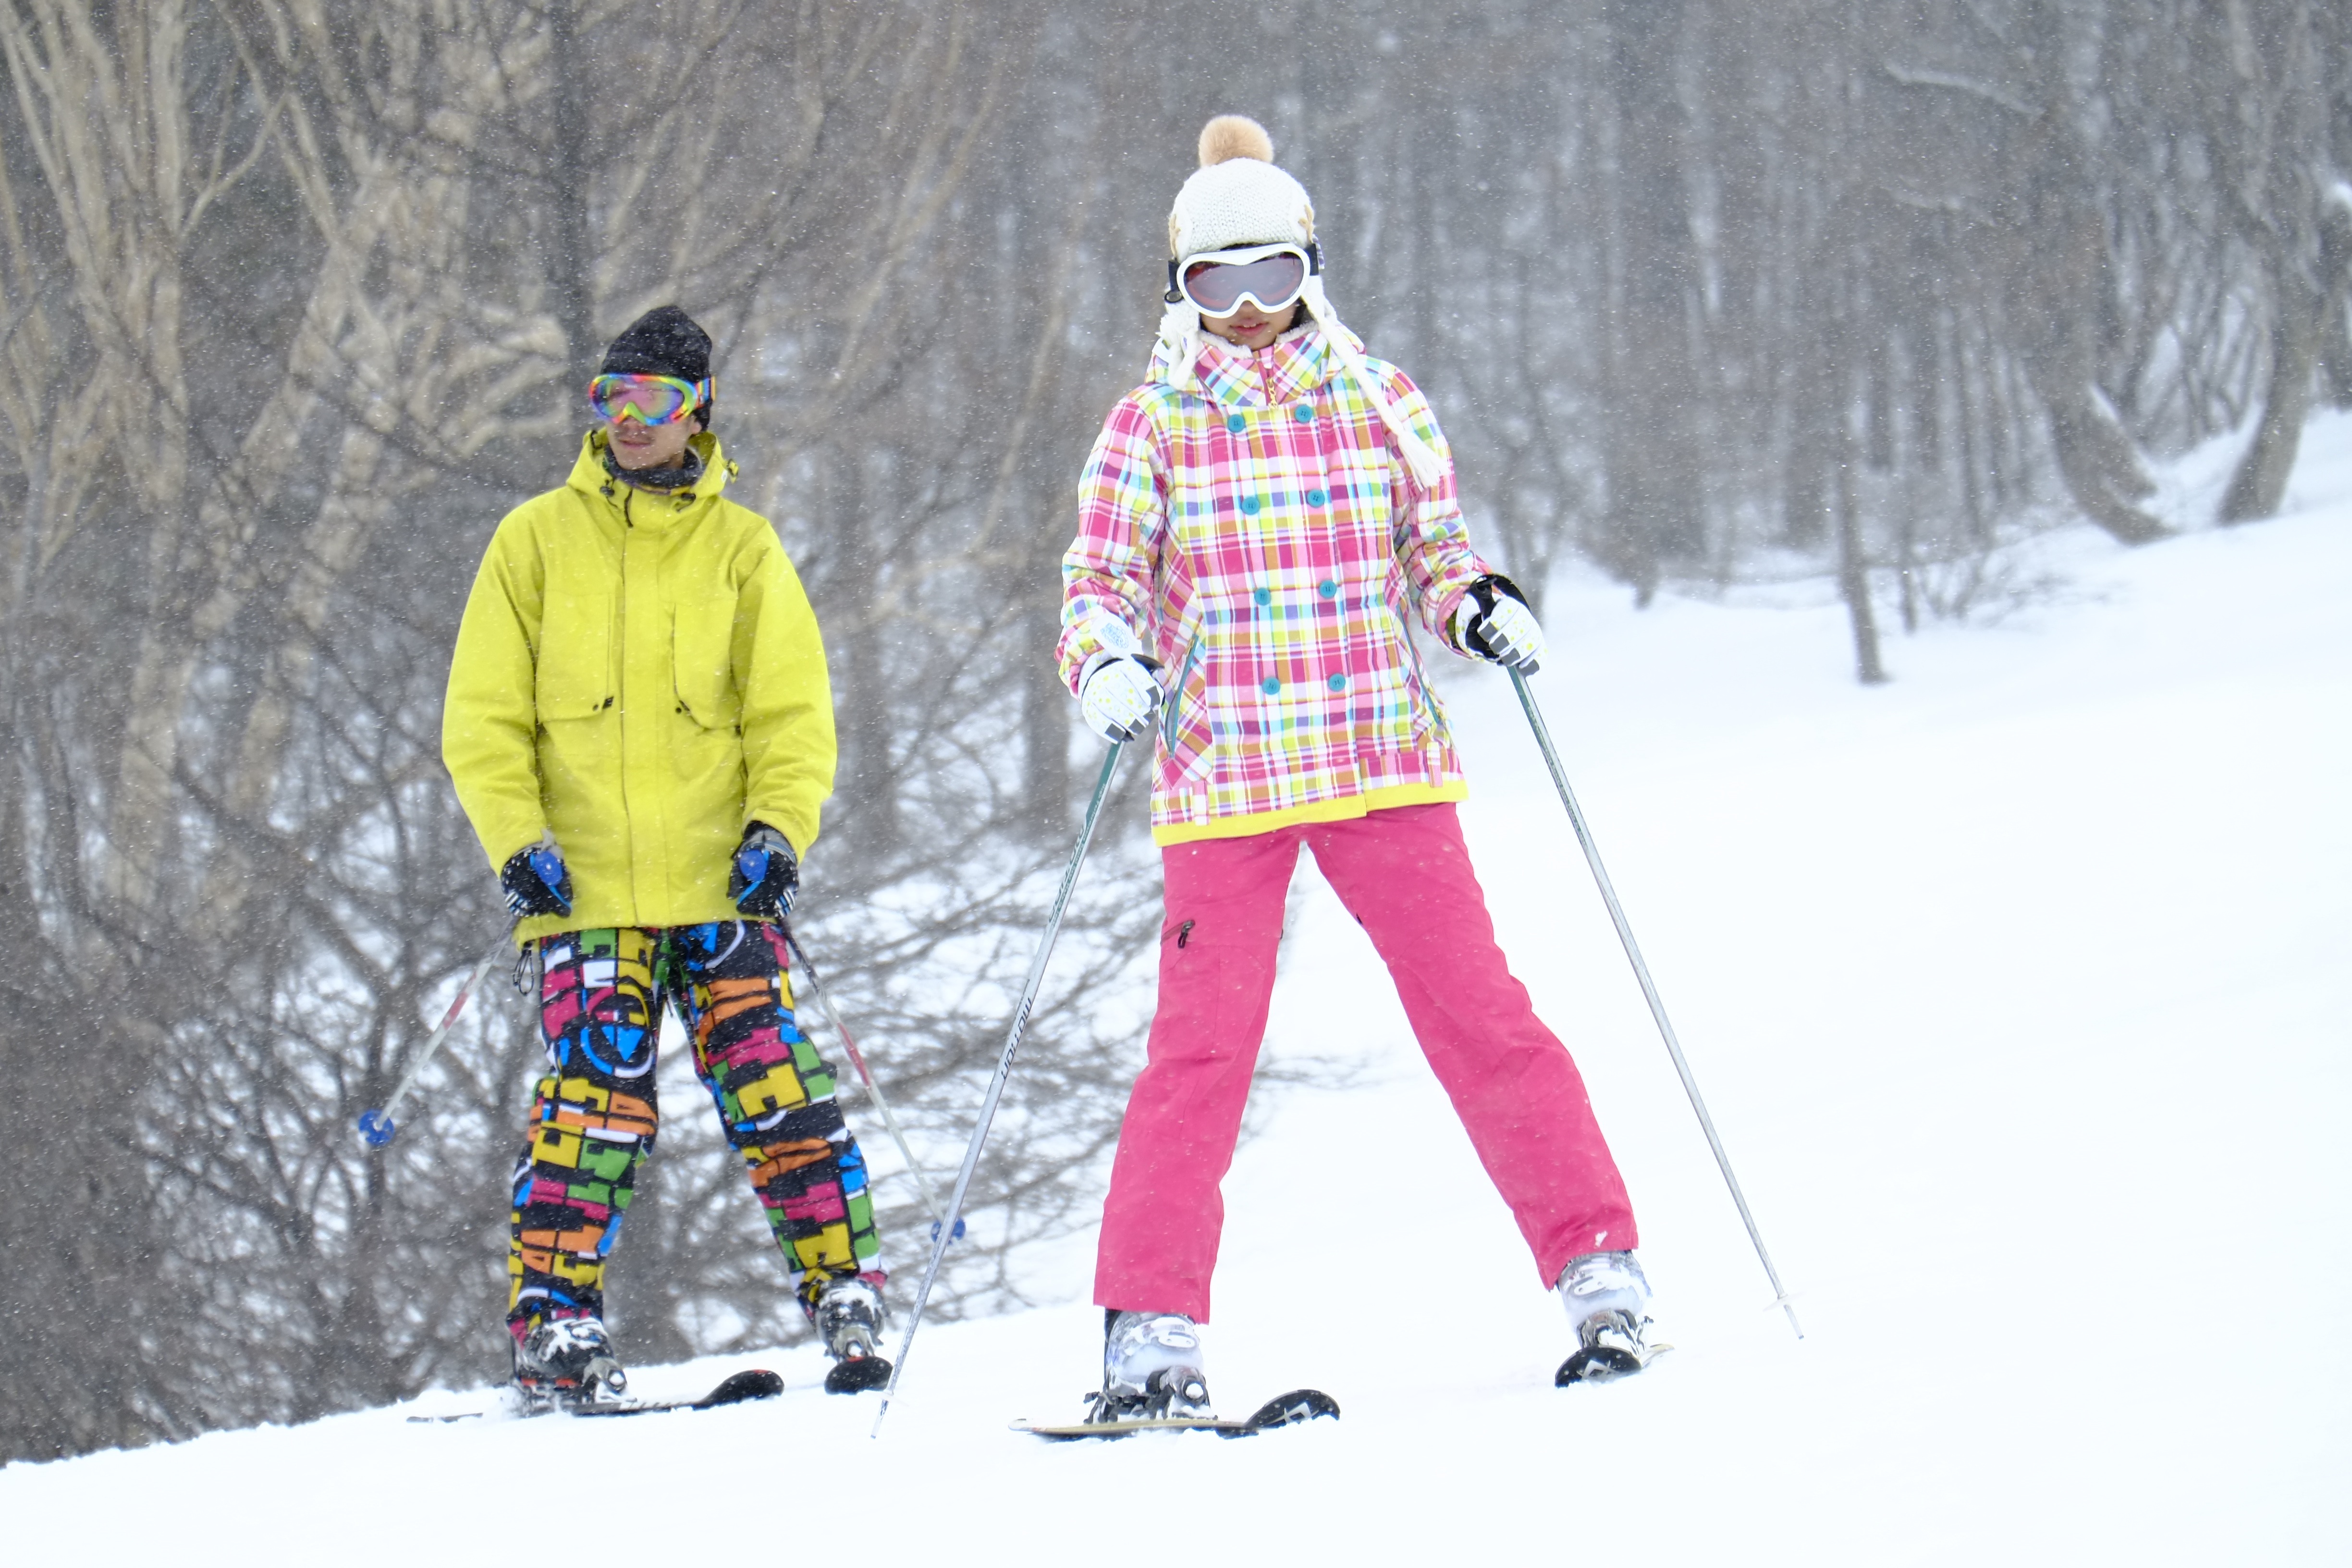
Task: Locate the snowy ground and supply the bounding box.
[8,417,2349,1565]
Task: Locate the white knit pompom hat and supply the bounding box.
[1158,115,1445,487]
[1169,116,1315,261]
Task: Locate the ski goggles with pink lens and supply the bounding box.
[586,372,711,426]
[1176,243,1314,316]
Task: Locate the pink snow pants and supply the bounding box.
[1094,801,1636,1320]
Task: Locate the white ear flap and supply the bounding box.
[1154,298,1205,392]
[1299,278,1446,490]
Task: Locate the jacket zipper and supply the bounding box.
[616,486,635,917]
[1163,635,1205,753]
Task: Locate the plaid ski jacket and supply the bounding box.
[1057,321,1493,845]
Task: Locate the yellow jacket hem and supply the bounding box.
[1149,780,1468,846]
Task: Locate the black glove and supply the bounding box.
[501,841,574,918]
[729,822,799,919]
[1454,573,1544,672]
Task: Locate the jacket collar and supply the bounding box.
[1150,319,1342,409]
[566,429,735,525]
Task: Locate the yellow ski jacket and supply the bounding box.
[442,430,835,943]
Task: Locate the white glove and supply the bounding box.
[1453,576,1546,673]
[1079,653,1164,743]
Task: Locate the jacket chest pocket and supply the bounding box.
[671,610,740,731]
[536,586,613,720]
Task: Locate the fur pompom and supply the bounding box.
[1198,114,1274,167]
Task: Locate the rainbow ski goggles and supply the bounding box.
[586,372,712,426]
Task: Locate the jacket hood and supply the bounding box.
[566,429,737,516]
[1146,319,1357,409]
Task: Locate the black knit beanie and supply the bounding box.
[599,305,714,426]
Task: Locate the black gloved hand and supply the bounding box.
[501,841,574,918]
[729,822,798,920]
[1453,573,1545,673]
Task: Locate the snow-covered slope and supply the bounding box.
[8,417,2348,1565]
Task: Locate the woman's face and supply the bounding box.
[1201,298,1299,352]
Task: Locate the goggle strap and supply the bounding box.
[588,373,711,399]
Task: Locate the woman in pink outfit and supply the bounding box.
[1056,116,1657,1421]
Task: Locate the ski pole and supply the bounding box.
[783,930,963,1244]
[356,915,523,1148]
[1507,667,1803,1339]
[872,740,1127,1436]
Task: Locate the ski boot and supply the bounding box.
[1085,1309,1212,1423]
[816,1277,893,1394]
[1555,1250,1664,1385]
[511,1315,629,1409]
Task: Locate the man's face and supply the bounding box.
[607,410,700,470]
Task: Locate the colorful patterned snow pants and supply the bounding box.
[1095,802,1637,1321]
[506,921,882,1342]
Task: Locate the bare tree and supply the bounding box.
[2202,0,2351,521]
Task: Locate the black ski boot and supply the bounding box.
[511,1315,629,1409]
[817,1278,893,1394]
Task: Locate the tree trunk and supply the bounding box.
[2319,272,2352,408]
[2218,282,2323,524]
[2032,366,2168,543]
[1967,0,2167,548]
[2008,196,2166,545]
[1833,392,1886,685]
[2221,193,2352,520]
[545,0,601,380]
[1597,0,1704,601]
[1782,267,1838,549]
[2319,172,2352,410]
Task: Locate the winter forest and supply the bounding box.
[0,0,2346,1466]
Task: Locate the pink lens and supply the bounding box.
[1183,251,1307,315]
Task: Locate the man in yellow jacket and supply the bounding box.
[443,306,888,1405]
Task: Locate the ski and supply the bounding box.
[572,1367,785,1417]
[1014,1387,1338,1441]
[1556,1337,1672,1386]
[408,1368,784,1423]
[822,1355,892,1395]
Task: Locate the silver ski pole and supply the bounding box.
[783,930,961,1242]
[872,740,1127,1437]
[1507,667,1803,1339]
[357,914,523,1149]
